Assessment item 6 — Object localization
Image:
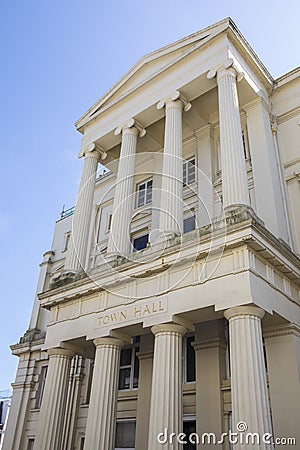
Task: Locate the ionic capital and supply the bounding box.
[115,118,146,137]
[78,142,107,160]
[157,90,191,112]
[207,57,244,82]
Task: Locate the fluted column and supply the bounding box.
[148,323,186,450]
[65,146,100,272]
[157,91,191,237]
[209,62,250,210]
[224,306,272,450]
[33,348,75,450]
[83,337,124,450]
[107,119,145,256]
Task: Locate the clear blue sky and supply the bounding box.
[1,1,299,390]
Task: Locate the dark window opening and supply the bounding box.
[133,234,149,251]
[183,420,197,450]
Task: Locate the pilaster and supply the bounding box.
[263,324,300,448]
[193,320,227,449]
[135,334,154,450]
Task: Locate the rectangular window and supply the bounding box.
[27,438,35,450]
[118,338,140,390]
[79,437,85,450]
[106,213,112,232]
[115,420,136,449]
[183,334,196,383]
[183,157,196,186]
[136,179,153,208]
[35,366,48,409]
[132,234,149,251]
[62,231,71,252]
[183,420,196,450]
[85,359,94,404]
[183,216,195,233]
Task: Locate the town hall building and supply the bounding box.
[3,18,300,450]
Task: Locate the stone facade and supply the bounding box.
[3,18,300,450]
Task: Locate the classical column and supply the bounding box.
[107,119,145,256]
[157,91,191,238]
[224,306,273,450]
[83,337,124,450]
[148,323,186,450]
[33,348,75,450]
[193,320,227,450]
[61,355,85,450]
[65,145,100,272]
[208,61,250,210]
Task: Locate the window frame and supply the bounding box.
[35,365,48,409]
[183,156,196,187]
[115,419,136,450]
[182,333,196,384]
[118,339,140,391]
[183,215,196,234]
[136,178,153,208]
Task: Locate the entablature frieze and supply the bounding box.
[40,211,300,318]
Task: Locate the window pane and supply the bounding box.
[186,336,196,382]
[187,159,195,184]
[133,347,140,388]
[120,348,132,366]
[133,234,148,251]
[35,366,48,409]
[115,421,136,448]
[137,187,145,207]
[183,216,195,233]
[146,179,153,204]
[118,368,131,390]
[183,163,187,185]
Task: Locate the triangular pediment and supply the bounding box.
[76,18,231,130]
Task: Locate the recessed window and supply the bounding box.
[115,420,136,449]
[132,234,149,251]
[35,366,48,409]
[136,179,153,207]
[118,338,140,390]
[27,438,35,450]
[183,334,196,383]
[183,420,197,450]
[183,157,196,186]
[62,231,71,252]
[85,359,94,404]
[183,216,196,233]
[106,213,113,232]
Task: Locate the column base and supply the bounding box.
[224,205,264,227]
